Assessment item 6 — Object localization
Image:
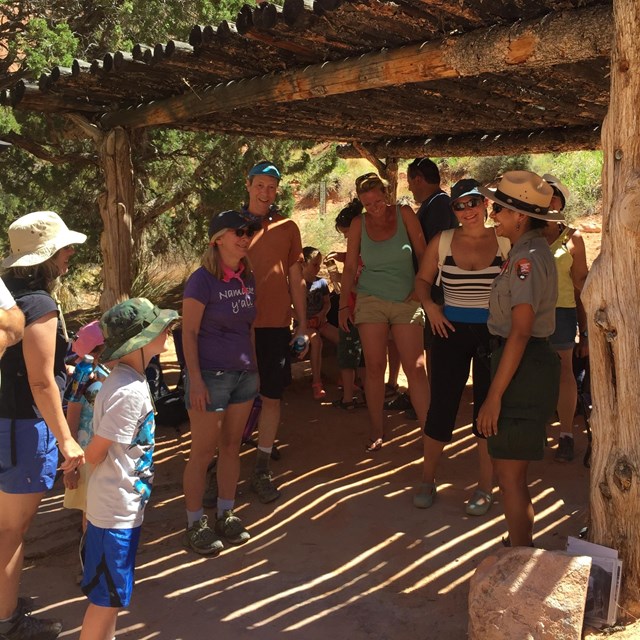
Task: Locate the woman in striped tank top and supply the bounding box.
[413,179,508,514]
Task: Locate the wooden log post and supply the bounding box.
[67,116,134,310]
[581,0,640,614]
[384,157,398,204]
[98,127,134,310]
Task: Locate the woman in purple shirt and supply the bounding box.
[182,210,261,555]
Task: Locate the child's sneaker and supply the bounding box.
[250,471,281,503]
[0,597,62,640]
[215,510,250,545]
[184,515,224,556]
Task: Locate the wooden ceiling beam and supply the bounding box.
[101,4,611,130]
[335,126,602,159]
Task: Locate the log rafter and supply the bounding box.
[99,4,612,130]
[336,126,602,159]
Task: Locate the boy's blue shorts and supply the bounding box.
[81,522,141,608]
[0,418,58,494]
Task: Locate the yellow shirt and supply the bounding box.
[550,227,575,309]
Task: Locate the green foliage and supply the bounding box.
[447,155,532,185]
[299,208,345,257]
[15,17,77,76]
[0,107,21,135]
[530,152,603,222]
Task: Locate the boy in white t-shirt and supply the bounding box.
[0,276,23,360]
[79,298,177,640]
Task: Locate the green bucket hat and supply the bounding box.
[100,298,178,361]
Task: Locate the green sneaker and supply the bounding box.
[184,515,224,556]
[215,510,251,545]
[413,482,437,509]
[250,471,281,504]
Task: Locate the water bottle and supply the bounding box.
[65,355,94,402]
[291,335,308,355]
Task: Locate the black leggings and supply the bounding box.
[424,321,491,442]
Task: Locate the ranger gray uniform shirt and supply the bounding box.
[488,229,557,338]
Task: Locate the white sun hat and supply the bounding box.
[2,211,87,268]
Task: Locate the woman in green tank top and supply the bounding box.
[338,173,429,452]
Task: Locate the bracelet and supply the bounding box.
[339,306,349,311]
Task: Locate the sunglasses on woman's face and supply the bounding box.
[491,204,505,214]
[234,227,259,238]
[452,197,483,211]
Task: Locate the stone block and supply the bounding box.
[468,547,592,640]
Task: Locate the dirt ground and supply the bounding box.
[22,350,601,640]
[21,217,636,640]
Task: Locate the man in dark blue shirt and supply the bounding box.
[407,157,458,242]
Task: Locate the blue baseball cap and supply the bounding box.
[248,161,281,181]
[450,178,482,202]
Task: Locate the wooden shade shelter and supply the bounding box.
[0,0,613,308]
[6,0,640,616]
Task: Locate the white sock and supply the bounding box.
[187,508,204,528]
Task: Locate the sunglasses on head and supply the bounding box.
[355,172,383,189]
[234,226,259,238]
[452,197,483,211]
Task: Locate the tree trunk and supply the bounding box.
[581,0,640,616]
[97,127,134,311]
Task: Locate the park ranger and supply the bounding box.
[476,170,562,548]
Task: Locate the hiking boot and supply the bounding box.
[384,392,412,411]
[183,515,224,556]
[250,471,281,504]
[215,510,250,545]
[0,598,62,640]
[555,436,575,462]
[202,467,218,509]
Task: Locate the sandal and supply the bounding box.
[365,437,384,452]
[465,489,493,516]
[312,382,326,400]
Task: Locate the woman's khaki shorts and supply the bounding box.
[355,294,425,326]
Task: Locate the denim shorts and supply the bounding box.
[185,370,259,412]
[550,307,578,350]
[0,418,58,494]
[82,522,141,607]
